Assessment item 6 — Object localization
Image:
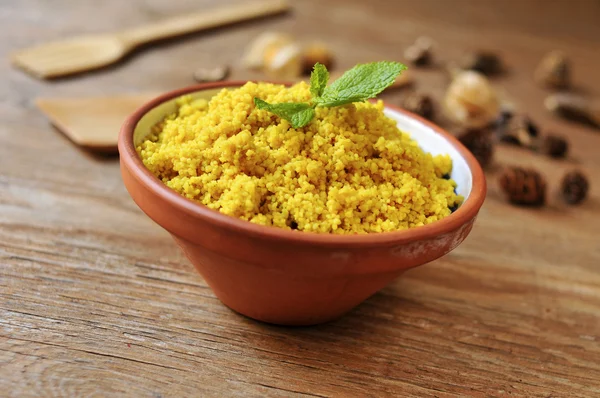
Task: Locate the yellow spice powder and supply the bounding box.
[137,81,463,234]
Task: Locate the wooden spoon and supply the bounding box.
[11,0,289,79]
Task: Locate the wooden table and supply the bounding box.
[2,0,600,396]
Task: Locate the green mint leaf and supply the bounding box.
[254,98,314,128]
[309,62,329,98]
[254,61,405,127]
[316,61,406,107]
[290,107,315,128]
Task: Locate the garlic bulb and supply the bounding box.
[444,70,500,128]
[264,42,303,79]
[241,32,294,71]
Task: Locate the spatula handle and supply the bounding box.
[121,0,289,47]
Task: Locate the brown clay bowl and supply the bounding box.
[118,81,486,326]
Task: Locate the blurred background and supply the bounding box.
[2,0,600,396]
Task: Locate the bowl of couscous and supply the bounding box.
[118,79,486,326]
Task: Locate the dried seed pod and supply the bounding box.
[498,114,539,148]
[402,92,434,119]
[561,170,589,205]
[540,134,569,158]
[535,51,570,89]
[544,93,600,128]
[264,43,303,79]
[491,103,514,131]
[301,42,334,75]
[444,70,500,129]
[404,45,430,66]
[456,128,494,168]
[414,36,434,50]
[459,50,502,75]
[193,65,230,83]
[499,166,546,206]
[404,36,433,66]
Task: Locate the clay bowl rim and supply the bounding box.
[119,80,486,248]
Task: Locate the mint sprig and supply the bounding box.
[253,61,406,128]
[316,61,406,107]
[254,99,315,128]
[309,62,329,98]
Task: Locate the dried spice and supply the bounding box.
[545,93,600,128]
[456,128,494,168]
[561,171,589,205]
[535,51,570,89]
[193,65,230,83]
[301,43,334,75]
[444,70,500,128]
[498,114,539,148]
[403,36,433,66]
[491,106,514,131]
[402,92,434,119]
[498,166,546,206]
[459,51,502,75]
[540,134,569,158]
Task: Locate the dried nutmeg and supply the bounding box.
[301,42,334,75]
[404,36,433,66]
[498,114,539,148]
[402,92,434,119]
[459,50,502,75]
[545,93,600,128]
[498,166,546,206]
[561,170,589,205]
[444,70,500,129]
[535,50,570,89]
[540,134,569,158]
[457,128,494,168]
[193,65,230,83]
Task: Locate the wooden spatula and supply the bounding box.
[11,0,289,79]
[36,93,159,153]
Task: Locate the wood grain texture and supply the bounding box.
[1,0,600,396]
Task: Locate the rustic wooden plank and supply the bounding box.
[1,0,600,396]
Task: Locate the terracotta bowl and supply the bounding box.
[118,81,486,326]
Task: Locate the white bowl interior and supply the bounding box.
[383,108,472,199]
[134,90,472,200]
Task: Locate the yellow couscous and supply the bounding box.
[137,82,463,234]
